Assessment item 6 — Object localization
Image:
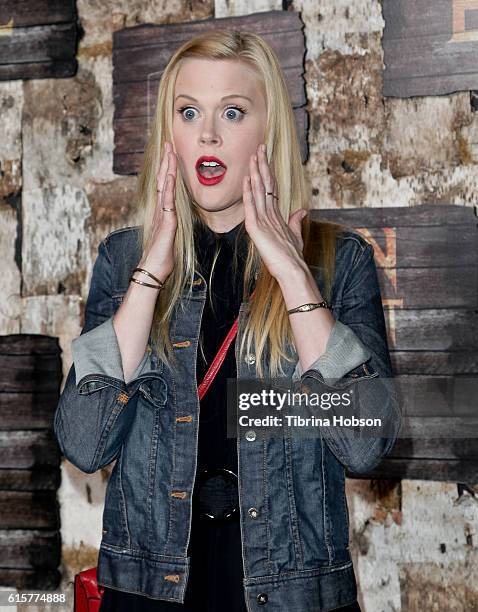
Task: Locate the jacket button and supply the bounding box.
[248,507,259,519]
[245,430,256,442]
[244,353,256,365]
[256,592,268,604]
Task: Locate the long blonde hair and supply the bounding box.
[135,29,345,379]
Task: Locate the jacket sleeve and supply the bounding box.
[53,239,153,474]
[293,242,402,475]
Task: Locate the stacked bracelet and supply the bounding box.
[287,300,329,315]
[129,267,165,290]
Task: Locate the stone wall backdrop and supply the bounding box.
[1,1,477,611]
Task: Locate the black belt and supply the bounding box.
[194,467,239,522]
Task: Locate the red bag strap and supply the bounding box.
[197,317,238,401]
[197,289,255,401]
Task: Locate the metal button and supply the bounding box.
[244,353,256,365]
[248,507,259,519]
[245,430,256,442]
[256,592,268,605]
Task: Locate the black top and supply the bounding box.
[193,218,250,476]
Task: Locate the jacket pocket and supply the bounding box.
[102,446,129,547]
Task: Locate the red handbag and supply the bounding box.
[74,316,240,611]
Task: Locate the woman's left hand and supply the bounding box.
[243,143,308,281]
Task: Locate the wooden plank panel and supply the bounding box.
[0,354,62,392]
[377,267,477,308]
[394,375,478,416]
[0,335,59,355]
[0,1,76,28]
[0,491,59,529]
[0,469,60,491]
[399,417,478,439]
[0,59,76,81]
[113,29,304,83]
[348,459,478,483]
[318,204,478,481]
[114,151,145,175]
[0,335,61,586]
[0,431,61,469]
[0,2,78,82]
[0,23,77,64]
[0,530,60,569]
[391,352,478,375]
[0,392,59,430]
[113,10,303,49]
[382,0,478,97]
[390,308,477,351]
[314,204,478,227]
[394,226,478,268]
[0,568,61,591]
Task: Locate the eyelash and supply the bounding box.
[176,105,248,122]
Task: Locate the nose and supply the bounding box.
[199,117,221,146]
[200,134,220,145]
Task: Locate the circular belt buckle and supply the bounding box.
[195,467,239,522]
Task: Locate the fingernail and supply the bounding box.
[261,144,266,152]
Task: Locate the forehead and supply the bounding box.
[174,58,263,99]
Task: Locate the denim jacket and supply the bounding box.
[54,225,401,611]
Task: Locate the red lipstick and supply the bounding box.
[196,156,227,186]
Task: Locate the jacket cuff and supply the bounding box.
[72,317,124,385]
[72,317,151,385]
[292,320,372,383]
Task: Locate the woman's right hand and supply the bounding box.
[140,141,178,283]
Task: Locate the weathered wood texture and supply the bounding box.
[0,0,78,81]
[382,0,478,96]
[0,529,60,568]
[0,334,62,588]
[312,204,478,482]
[112,10,308,174]
[0,569,61,592]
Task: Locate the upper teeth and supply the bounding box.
[200,161,221,166]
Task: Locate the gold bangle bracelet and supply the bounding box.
[133,267,164,288]
[287,300,329,315]
[129,276,162,290]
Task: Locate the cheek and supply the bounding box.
[171,140,188,172]
[171,121,187,153]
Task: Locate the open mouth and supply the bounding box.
[197,163,226,178]
[196,157,227,185]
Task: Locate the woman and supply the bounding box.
[54,29,401,611]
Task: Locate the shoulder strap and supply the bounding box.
[197,318,238,401]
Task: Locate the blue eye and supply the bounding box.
[178,107,197,121]
[176,105,248,122]
[225,106,246,121]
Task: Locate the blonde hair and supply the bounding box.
[135,28,345,379]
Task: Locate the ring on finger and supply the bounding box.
[162,207,175,212]
[265,190,279,200]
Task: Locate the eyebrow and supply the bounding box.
[175,94,253,104]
